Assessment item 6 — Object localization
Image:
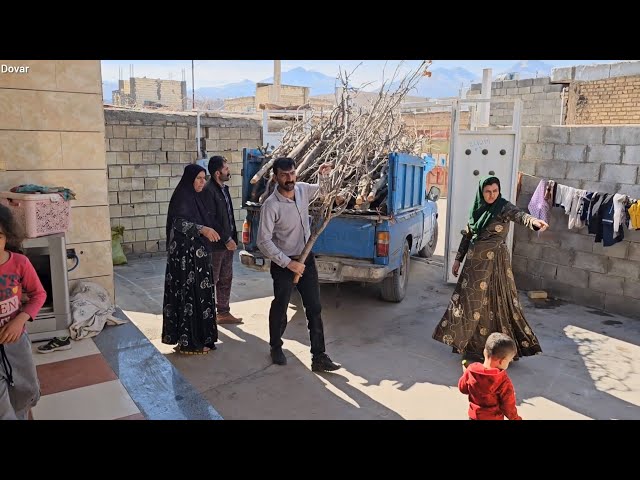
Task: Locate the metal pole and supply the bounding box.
[192,60,195,110]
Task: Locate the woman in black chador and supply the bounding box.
[162,164,221,354]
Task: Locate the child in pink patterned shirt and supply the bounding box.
[0,204,46,420]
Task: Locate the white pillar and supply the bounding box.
[477,68,492,127]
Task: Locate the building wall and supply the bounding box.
[112,77,187,110]
[255,84,308,108]
[514,125,640,319]
[566,76,640,125]
[105,109,262,256]
[224,96,256,112]
[0,60,114,299]
[467,77,565,127]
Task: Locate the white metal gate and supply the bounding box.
[444,98,522,284]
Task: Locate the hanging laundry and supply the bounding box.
[568,189,587,230]
[629,201,640,230]
[612,193,628,235]
[528,179,551,226]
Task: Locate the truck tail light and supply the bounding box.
[242,219,250,245]
[376,231,390,257]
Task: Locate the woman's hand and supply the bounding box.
[452,260,461,277]
[533,219,549,232]
[201,226,220,242]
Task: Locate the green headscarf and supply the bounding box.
[468,176,508,240]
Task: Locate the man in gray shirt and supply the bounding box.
[257,157,341,372]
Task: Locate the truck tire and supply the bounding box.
[380,240,410,303]
[418,222,438,258]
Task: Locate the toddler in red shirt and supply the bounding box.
[458,332,522,420]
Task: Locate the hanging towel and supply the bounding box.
[528,179,551,225]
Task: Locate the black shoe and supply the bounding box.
[270,347,287,365]
[37,337,71,354]
[311,353,341,372]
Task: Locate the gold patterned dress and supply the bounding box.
[432,201,542,359]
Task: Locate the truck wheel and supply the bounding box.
[380,240,410,303]
[419,222,438,258]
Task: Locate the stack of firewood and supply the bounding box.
[249,61,430,215]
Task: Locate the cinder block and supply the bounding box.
[514,272,542,291]
[539,126,569,144]
[527,290,547,299]
[623,279,640,299]
[550,66,574,83]
[528,261,558,279]
[523,143,554,161]
[604,126,640,145]
[574,64,612,81]
[566,162,600,181]
[520,126,540,143]
[534,160,567,178]
[573,251,608,273]
[604,293,640,319]
[607,257,640,280]
[556,265,589,288]
[540,277,605,309]
[587,145,622,164]
[589,271,624,294]
[623,146,640,165]
[569,127,605,145]
[554,145,586,163]
[601,164,637,183]
[582,181,617,194]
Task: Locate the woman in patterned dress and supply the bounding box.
[162,164,221,355]
[432,176,548,364]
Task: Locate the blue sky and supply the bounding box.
[100,60,625,89]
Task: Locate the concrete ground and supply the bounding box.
[115,241,640,420]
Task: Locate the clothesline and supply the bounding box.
[517,171,639,205]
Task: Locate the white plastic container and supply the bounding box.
[0,192,71,238]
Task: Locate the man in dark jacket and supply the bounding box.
[204,156,243,325]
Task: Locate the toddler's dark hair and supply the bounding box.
[484,332,517,359]
[0,204,25,253]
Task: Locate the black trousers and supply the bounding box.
[269,253,326,356]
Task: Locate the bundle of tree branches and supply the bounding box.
[250,61,431,283]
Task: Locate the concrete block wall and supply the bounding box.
[467,77,564,126]
[105,108,262,257]
[224,96,256,112]
[0,60,115,299]
[128,78,187,111]
[514,125,640,319]
[256,84,308,108]
[566,76,640,125]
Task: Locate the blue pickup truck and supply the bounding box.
[239,148,440,302]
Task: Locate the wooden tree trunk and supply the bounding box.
[292,214,333,285]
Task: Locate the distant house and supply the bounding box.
[112,77,187,111]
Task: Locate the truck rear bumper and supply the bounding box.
[239,250,271,272]
[314,256,391,283]
[239,251,392,283]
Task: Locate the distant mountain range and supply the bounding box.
[102,61,556,104]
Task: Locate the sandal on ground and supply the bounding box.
[173,345,214,355]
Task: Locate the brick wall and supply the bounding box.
[0,60,114,299]
[105,108,262,256]
[224,96,256,112]
[112,77,187,110]
[514,125,640,319]
[566,76,640,125]
[467,77,565,126]
[256,84,308,108]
